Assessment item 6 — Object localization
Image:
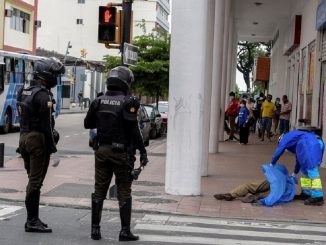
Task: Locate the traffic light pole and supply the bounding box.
[121,0,133,65]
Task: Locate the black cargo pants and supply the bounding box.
[19,131,51,195]
[93,146,133,203]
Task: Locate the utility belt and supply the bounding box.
[98,140,129,154]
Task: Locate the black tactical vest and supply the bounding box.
[95,94,128,145]
[17,85,49,133]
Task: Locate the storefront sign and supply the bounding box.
[316,0,326,30]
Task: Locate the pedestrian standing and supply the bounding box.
[225,91,240,141]
[254,92,265,136]
[238,100,250,144]
[279,95,292,134]
[17,58,65,233]
[261,94,276,141]
[271,130,325,205]
[273,97,281,135]
[84,66,148,241]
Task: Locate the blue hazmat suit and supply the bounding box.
[259,163,296,206]
[271,130,325,198]
[271,130,324,174]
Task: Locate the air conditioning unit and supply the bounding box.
[34,20,42,28]
[5,9,13,17]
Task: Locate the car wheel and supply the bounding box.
[149,128,157,139]
[1,109,12,134]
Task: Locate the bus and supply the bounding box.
[0,51,62,134]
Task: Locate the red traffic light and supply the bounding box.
[99,6,116,25]
[104,10,112,23]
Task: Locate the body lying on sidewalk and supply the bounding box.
[214,164,296,206]
[214,180,270,203]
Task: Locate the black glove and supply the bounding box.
[140,153,148,167]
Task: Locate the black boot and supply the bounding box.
[91,193,103,240]
[25,190,52,233]
[304,197,324,206]
[119,198,139,241]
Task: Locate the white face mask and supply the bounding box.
[230,96,234,100]
[240,104,245,108]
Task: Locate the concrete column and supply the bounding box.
[201,0,215,177]
[225,16,234,108]
[165,0,210,195]
[219,1,231,140]
[209,0,225,153]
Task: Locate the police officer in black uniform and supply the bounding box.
[17,57,65,233]
[84,66,148,241]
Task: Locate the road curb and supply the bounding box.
[2,197,326,225]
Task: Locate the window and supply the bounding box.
[76,19,84,25]
[24,61,34,85]
[10,8,30,33]
[0,65,4,92]
[78,0,85,3]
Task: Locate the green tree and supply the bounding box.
[103,30,170,104]
[237,41,270,92]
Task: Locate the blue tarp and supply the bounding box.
[259,163,296,207]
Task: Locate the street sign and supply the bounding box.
[123,42,138,66]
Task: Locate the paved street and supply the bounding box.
[1,113,93,163]
[0,202,326,245]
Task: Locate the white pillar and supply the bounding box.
[201,0,215,177]
[219,0,231,140]
[209,0,225,153]
[165,0,210,195]
[225,16,234,108]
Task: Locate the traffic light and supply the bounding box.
[98,6,121,44]
[80,48,87,58]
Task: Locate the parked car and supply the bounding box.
[143,104,162,139]
[89,105,151,148]
[152,101,168,135]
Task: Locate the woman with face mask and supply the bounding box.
[238,100,250,144]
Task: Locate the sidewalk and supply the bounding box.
[1,135,326,223]
[60,104,87,114]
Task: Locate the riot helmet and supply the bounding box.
[106,66,134,93]
[34,57,65,88]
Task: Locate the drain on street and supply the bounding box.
[0,188,19,193]
[135,198,178,204]
[133,181,164,186]
[132,191,161,197]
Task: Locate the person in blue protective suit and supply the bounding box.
[270,130,325,206]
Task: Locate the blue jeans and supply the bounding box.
[279,119,289,134]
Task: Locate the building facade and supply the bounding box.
[166,0,326,196]
[0,1,4,50]
[36,0,170,61]
[2,0,38,54]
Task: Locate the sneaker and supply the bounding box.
[294,193,310,200]
[214,193,234,201]
[304,197,324,206]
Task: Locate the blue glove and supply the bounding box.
[269,163,274,167]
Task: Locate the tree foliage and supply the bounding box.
[237,41,270,92]
[103,30,170,102]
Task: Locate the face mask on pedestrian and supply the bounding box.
[275,100,280,104]
[230,96,234,100]
[240,104,245,108]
